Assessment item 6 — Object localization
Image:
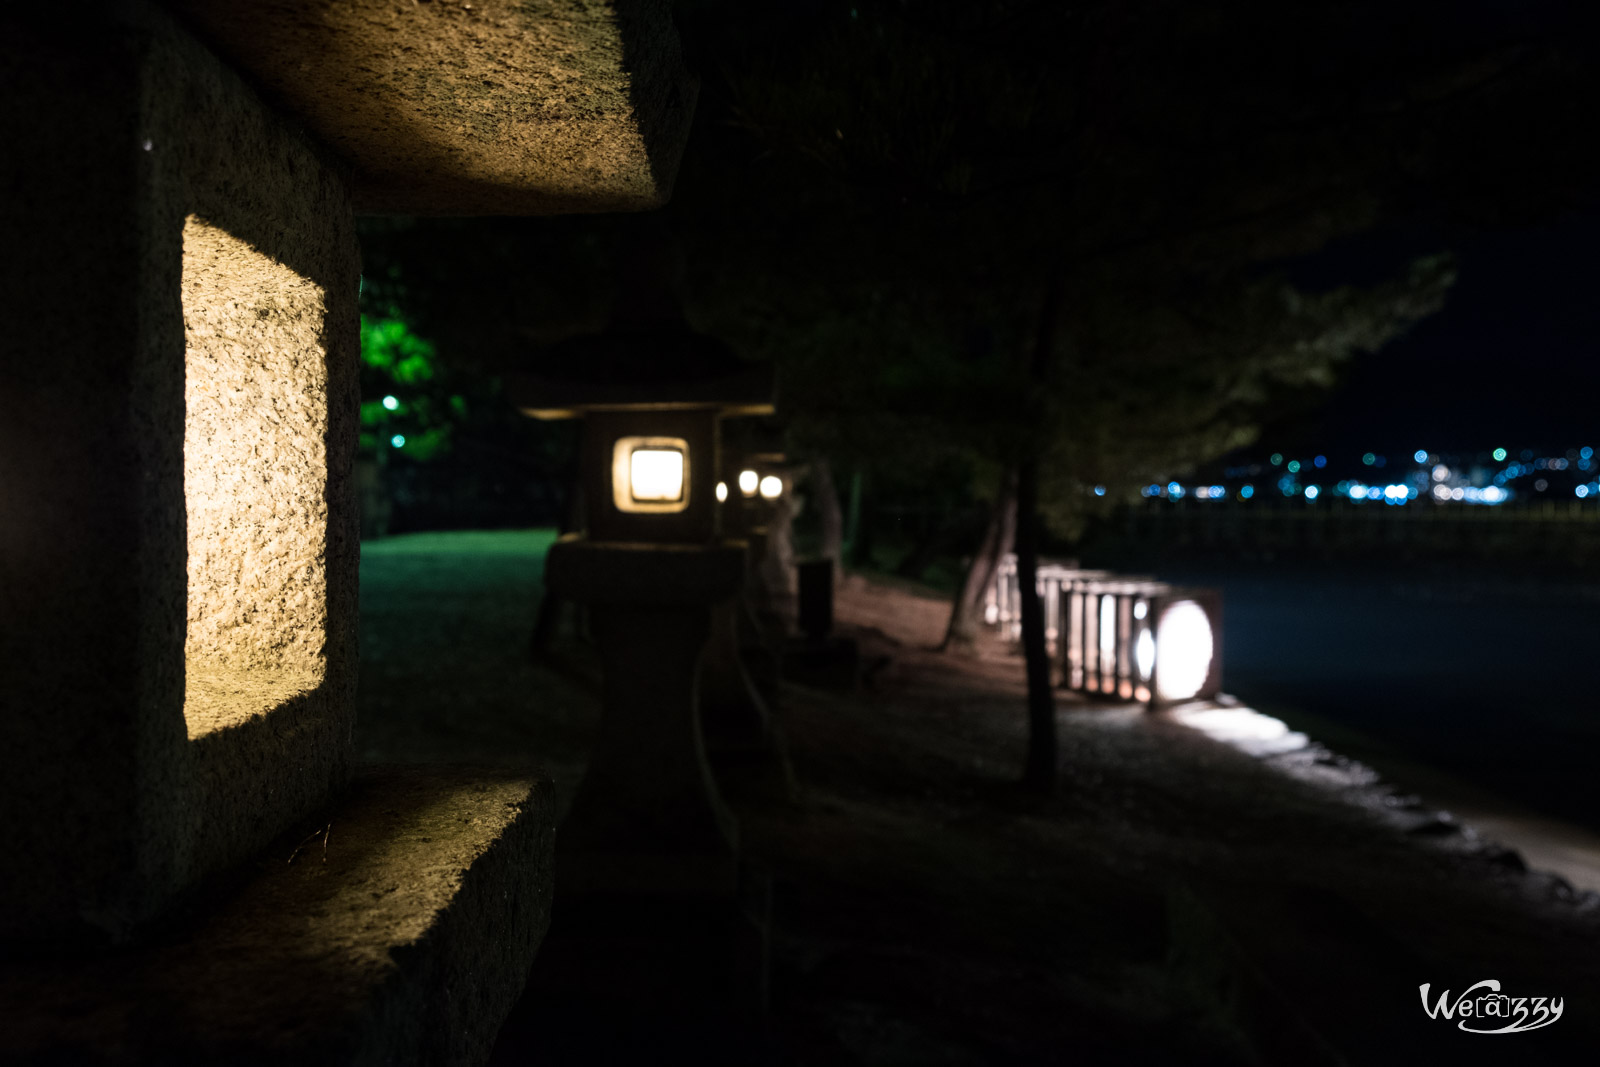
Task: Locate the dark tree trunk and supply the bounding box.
[847,471,875,568]
[941,469,1018,653]
[812,458,844,577]
[1016,455,1057,790]
[1018,275,1064,791]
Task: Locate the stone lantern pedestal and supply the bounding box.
[545,537,744,894]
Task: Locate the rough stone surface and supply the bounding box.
[0,768,555,1067]
[0,5,360,941]
[170,0,698,215]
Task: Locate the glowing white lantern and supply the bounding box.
[1152,600,1215,703]
[738,469,759,497]
[611,436,689,513]
[715,481,728,502]
[758,474,782,500]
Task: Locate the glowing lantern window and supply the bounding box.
[758,475,783,500]
[611,436,689,513]
[1154,600,1215,703]
[716,481,729,502]
[738,469,759,497]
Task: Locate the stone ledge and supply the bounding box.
[168,0,698,215]
[0,767,554,1066]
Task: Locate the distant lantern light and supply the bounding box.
[390,434,405,448]
[1135,629,1156,682]
[758,474,783,500]
[1313,455,1327,468]
[1099,595,1117,661]
[1413,449,1428,464]
[382,394,400,411]
[1362,452,1376,466]
[1493,447,1508,462]
[1240,484,1254,499]
[1482,486,1506,504]
[1133,600,1148,620]
[1432,484,1450,501]
[738,469,759,497]
[1210,485,1225,498]
[1195,486,1210,500]
[1155,601,1214,703]
[610,436,689,512]
[1583,446,1595,461]
[1287,459,1301,473]
[1450,487,1464,501]
[1432,464,1449,482]
[1578,485,1591,499]
[1094,485,1106,497]
[715,481,728,502]
[1304,485,1320,501]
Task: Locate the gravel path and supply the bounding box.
[355,532,1600,1064]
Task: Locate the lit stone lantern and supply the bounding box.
[512,328,773,895]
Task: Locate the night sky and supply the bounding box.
[1260,211,1599,460]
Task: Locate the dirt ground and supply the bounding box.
[355,533,1600,1065]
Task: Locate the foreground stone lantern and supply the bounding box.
[2,0,697,1058]
[512,331,774,895]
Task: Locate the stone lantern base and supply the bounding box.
[544,536,745,895]
[537,536,771,1021]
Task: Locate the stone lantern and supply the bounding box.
[511,327,773,897]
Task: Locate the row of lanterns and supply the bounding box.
[986,556,1222,707]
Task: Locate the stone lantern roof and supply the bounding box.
[169,0,696,214]
[509,326,776,417]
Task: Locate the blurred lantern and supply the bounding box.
[509,270,775,899]
[988,557,1222,708]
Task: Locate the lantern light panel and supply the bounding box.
[738,469,759,497]
[716,481,728,502]
[758,474,783,500]
[611,436,689,513]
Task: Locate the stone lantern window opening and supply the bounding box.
[612,435,689,511]
[181,214,329,739]
[737,468,759,497]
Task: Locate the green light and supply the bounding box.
[1493,448,1507,462]
[390,434,406,448]
[382,394,399,411]
[1287,459,1301,473]
[1362,452,1375,466]
[1269,453,1283,466]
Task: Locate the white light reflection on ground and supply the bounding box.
[1166,703,1310,757]
[1165,697,1600,895]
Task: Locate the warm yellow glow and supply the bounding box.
[611,436,690,514]
[759,475,782,499]
[630,449,685,502]
[1155,601,1214,702]
[182,215,328,739]
[716,481,728,502]
[738,469,759,496]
